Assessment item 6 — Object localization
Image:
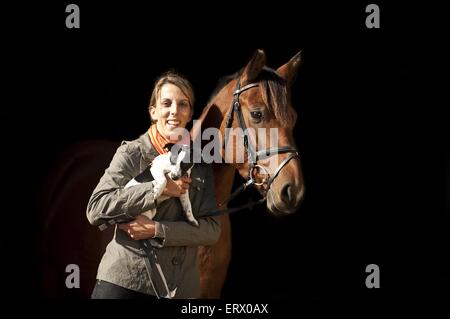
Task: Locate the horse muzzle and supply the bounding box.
[266,183,304,215]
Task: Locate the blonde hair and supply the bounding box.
[148,71,195,123]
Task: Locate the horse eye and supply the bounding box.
[250,111,262,120]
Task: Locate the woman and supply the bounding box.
[86,71,221,299]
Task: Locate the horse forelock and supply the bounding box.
[258,67,297,128]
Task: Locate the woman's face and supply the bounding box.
[150,83,193,141]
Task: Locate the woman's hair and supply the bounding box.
[149,71,195,123]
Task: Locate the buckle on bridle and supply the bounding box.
[251,164,271,186]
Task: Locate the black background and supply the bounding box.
[0,1,448,306]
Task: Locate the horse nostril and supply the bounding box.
[280,184,293,205]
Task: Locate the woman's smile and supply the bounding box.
[166,119,181,129]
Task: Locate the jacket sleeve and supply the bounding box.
[150,165,221,247]
[86,142,157,227]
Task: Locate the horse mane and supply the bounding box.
[207,67,297,128]
[207,72,238,102]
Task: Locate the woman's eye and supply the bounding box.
[162,101,171,107]
[250,111,263,120]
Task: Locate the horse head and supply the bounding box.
[198,49,305,215]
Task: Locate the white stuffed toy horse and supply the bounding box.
[125,144,198,227]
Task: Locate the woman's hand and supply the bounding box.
[119,175,191,240]
[118,215,156,240]
[162,174,191,197]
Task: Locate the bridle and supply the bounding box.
[213,77,300,212]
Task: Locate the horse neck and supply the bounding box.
[192,86,238,203]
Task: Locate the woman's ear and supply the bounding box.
[149,105,157,121]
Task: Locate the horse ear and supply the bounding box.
[277,50,302,85]
[241,49,266,85]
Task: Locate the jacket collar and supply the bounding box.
[138,132,160,164]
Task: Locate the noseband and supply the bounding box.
[222,78,300,202]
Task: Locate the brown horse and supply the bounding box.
[39,49,304,298]
[195,49,305,298]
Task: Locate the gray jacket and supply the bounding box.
[86,132,221,298]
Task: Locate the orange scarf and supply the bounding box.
[148,124,171,154]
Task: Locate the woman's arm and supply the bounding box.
[86,142,157,227]
[152,165,222,247]
[118,214,221,247]
[119,165,222,247]
[154,216,221,247]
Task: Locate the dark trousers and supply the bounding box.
[91,280,159,299]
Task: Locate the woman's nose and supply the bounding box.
[170,102,178,114]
